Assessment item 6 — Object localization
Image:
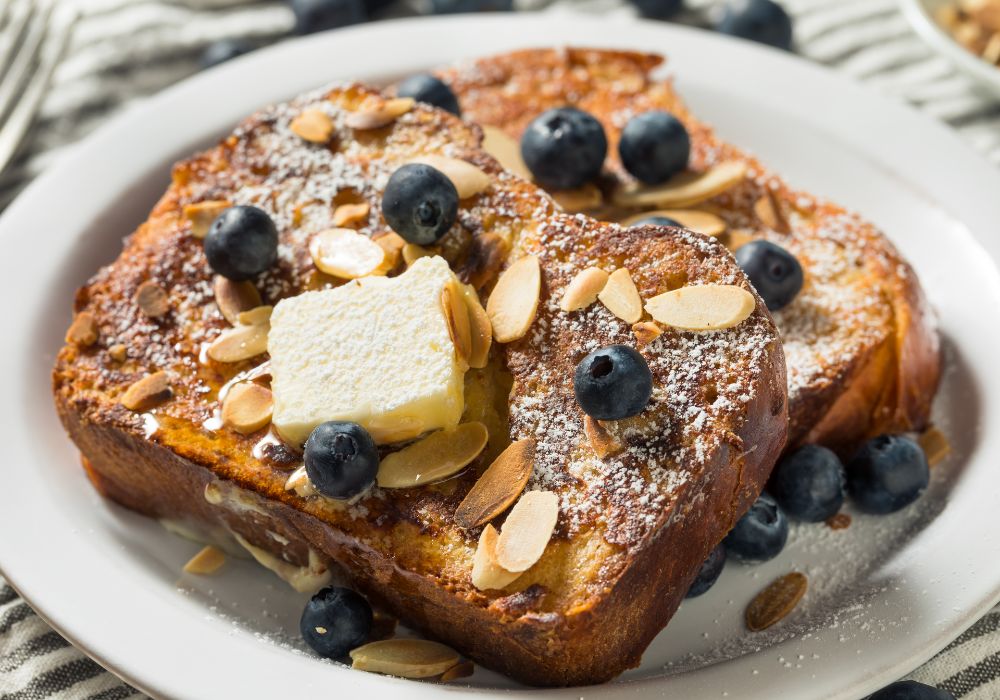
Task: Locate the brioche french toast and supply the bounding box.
[53,81,787,686]
[439,48,941,455]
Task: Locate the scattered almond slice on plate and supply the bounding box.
[487,255,541,343]
[350,639,460,679]
[645,284,755,331]
[471,524,521,590]
[481,125,532,180]
[120,371,172,411]
[309,228,386,279]
[919,426,951,467]
[214,276,262,325]
[221,382,273,435]
[495,490,559,573]
[598,268,643,324]
[345,97,414,130]
[621,209,727,237]
[746,572,808,632]
[613,160,748,209]
[207,323,269,363]
[377,422,488,489]
[410,155,491,198]
[183,199,230,238]
[440,660,475,682]
[290,108,334,144]
[560,267,608,312]
[455,438,535,529]
[183,545,226,575]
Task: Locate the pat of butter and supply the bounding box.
[269,256,466,445]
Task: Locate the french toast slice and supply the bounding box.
[440,48,941,455]
[53,82,786,686]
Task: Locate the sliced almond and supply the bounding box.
[486,255,541,343]
[377,422,489,489]
[285,465,316,497]
[919,426,951,467]
[463,232,508,290]
[725,228,756,252]
[598,268,643,324]
[440,661,475,682]
[207,323,269,363]
[462,287,492,369]
[120,371,172,411]
[350,639,460,679]
[309,228,386,279]
[552,183,602,213]
[221,382,273,435]
[333,202,370,227]
[645,284,755,331]
[410,155,490,199]
[214,276,262,325]
[481,125,533,180]
[613,160,748,209]
[455,438,535,529]
[632,321,663,346]
[754,190,790,233]
[134,281,169,318]
[560,267,609,312]
[108,343,128,362]
[237,305,273,327]
[183,200,230,239]
[183,545,226,575]
[621,209,727,237]
[402,243,432,267]
[345,97,414,130]
[373,231,405,273]
[65,312,98,347]
[494,490,559,573]
[441,282,472,367]
[584,416,624,458]
[746,572,807,631]
[290,108,334,144]
[471,524,521,591]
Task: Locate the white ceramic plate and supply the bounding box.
[1,14,999,700]
[899,0,1000,97]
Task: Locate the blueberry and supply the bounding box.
[573,345,653,421]
[686,544,726,598]
[629,215,682,228]
[770,445,845,522]
[847,435,929,515]
[521,107,608,190]
[291,0,365,35]
[204,205,279,281]
[724,492,788,562]
[397,74,460,116]
[716,0,794,51]
[382,164,459,245]
[199,39,254,69]
[619,111,691,185]
[734,240,803,311]
[630,0,684,19]
[868,680,956,700]
[304,422,379,500]
[300,586,372,658]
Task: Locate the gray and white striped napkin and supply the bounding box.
[2,0,998,697]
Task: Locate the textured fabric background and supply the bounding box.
[1,0,998,697]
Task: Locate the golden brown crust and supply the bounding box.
[441,47,941,456]
[52,82,786,686]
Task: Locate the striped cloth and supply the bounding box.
[1,0,998,697]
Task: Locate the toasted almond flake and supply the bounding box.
[345,97,414,130]
[183,200,230,238]
[373,231,405,273]
[598,268,643,324]
[120,371,172,411]
[207,323,269,363]
[309,228,386,279]
[746,572,807,631]
[632,321,663,346]
[290,108,334,143]
[183,545,226,575]
[377,422,488,489]
[613,161,748,209]
[108,343,128,362]
[645,284,755,331]
[65,312,98,346]
[333,202,371,227]
[486,255,540,343]
[464,232,508,290]
[919,426,951,467]
[134,281,169,318]
[495,490,559,573]
[481,125,532,180]
[560,267,609,312]
[238,305,273,327]
[455,438,535,529]
[462,287,492,369]
[221,382,273,435]
[410,155,490,199]
[552,183,602,213]
[402,243,432,267]
[754,190,790,233]
[584,416,624,458]
[441,282,472,367]
[350,639,460,679]
[440,661,475,682]
[726,229,756,252]
[621,209,727,237]
[825,512,851,530]
[471,524,521,591]
[284,465,316,497]
[214,276,262,325]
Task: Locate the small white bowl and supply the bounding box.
[899,0,1000,96]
